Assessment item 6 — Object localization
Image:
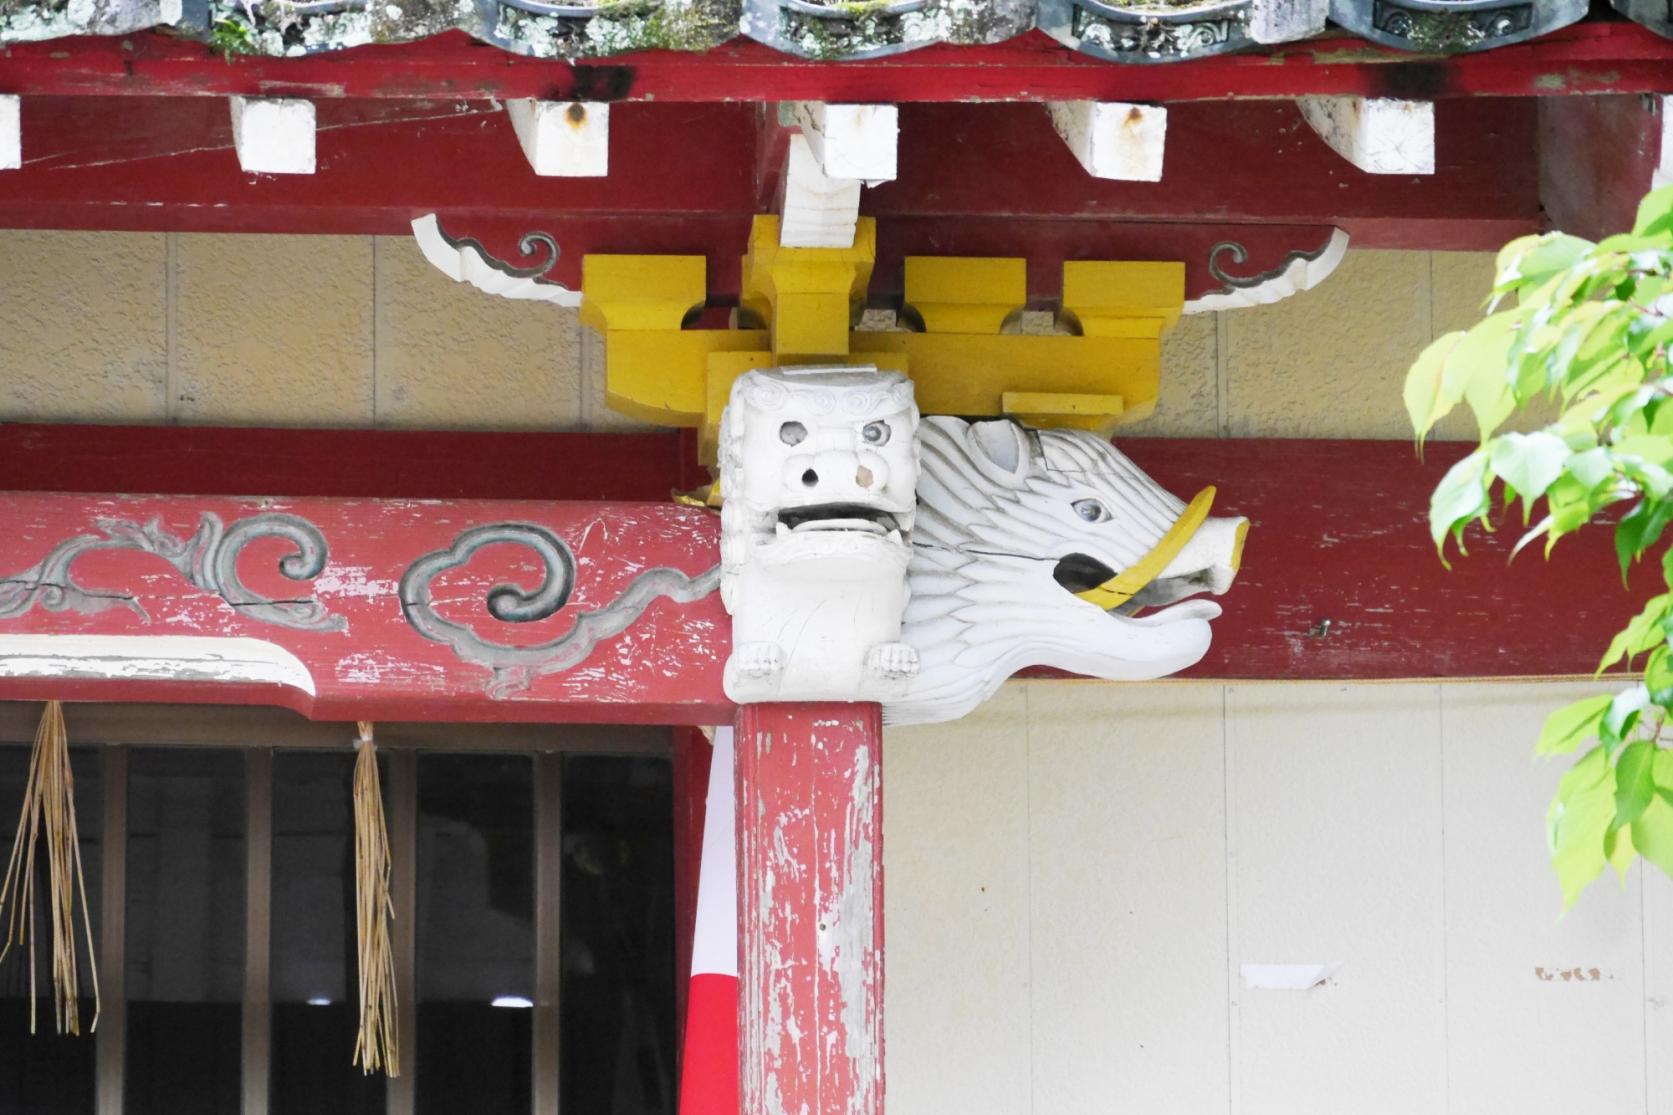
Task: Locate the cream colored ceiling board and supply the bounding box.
[1226,683,1447,1115]
[373,236,582,430]
[1441,682,1647,1114]
[173,234,373,425]
[0,230,167,423]
[1025,680,1230,1113]
[884,683,1032,1115]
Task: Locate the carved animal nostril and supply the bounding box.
[801,469,818,487]
[856,465,873,488]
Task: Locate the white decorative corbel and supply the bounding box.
[229,96,316,176]
[1182,229,1350,313]
[0,95,18,172]
[779,133,864,249]
[505,99,610,178]
[719,366,921,703]
[1296,95,1435,175]
[1048,101,1167,183]
[786,101,899,186]
[409,214,581,306]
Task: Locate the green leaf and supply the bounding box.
[1537,693,1612,756]
[1605,822,1637,883]
[1548,744,1616,909]
[1631,792,1673,883]
[1455,313,1520,438]
[1487,431,1570,506]
[1616,741,1659,828]
[1598,594,1673,675]
[1645,646,1673,704]
[1601,684,1652,752]
[1429,448,1492,557]
[1405,331,1468,438]
[1615,500,1673,578]
[1633,184,1673,239]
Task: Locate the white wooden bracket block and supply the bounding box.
[505,100,609,178]
[787,101,898,186]
[779,133,862,249]
[1048,101,1167,183]
[1655,95,1673,189]
[229,96,316,175]
[1296,95,1435,175]
[0,95,18,171]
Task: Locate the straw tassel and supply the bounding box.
[0,700,99,1036]
[352,721,399,1075]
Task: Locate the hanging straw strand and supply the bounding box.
[352,721,399,1075]
[0,701,99,1035]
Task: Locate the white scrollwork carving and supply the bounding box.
[718,366,920,703]
[885,417,1247,725]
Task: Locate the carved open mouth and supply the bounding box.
[776,504,904,536]
[1052,552,1222,622]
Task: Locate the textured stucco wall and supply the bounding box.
[0,231,592,429]
[1,231,1502,439]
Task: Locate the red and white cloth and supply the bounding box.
[678,726,739,1115]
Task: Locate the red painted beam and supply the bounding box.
[0,423,703,501]
[1539,93,1667,242]
[0,432,1648,718]
[734,702,884,1115]
[0,96,1537,252]
[0,25,1670,104]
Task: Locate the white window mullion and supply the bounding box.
[534,752,564,1115]
[386,750,418,1115]
[96,745,128,1115]
[242,748,273,1115]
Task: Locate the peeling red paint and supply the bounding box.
[736,703,884,1115]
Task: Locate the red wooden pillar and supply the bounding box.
[735,703,885,1115]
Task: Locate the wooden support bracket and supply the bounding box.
[228,95,316,175]
[1296,95,1434,175]
[1048,101,1168,182]
[788,101,898,185]
[505,99,609,177]
[0,94,17,171]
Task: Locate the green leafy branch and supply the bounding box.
[1405,184,1673,909]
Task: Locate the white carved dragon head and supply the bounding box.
[888,417,1246,725]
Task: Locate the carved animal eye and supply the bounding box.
[861,421,890,446]
[780,421,807,446]
[1072,499,1109,523]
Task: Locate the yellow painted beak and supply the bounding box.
[1073,486,1217,610]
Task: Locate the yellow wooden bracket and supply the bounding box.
[579,219,1185,461]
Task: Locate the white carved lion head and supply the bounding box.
[718,366,919,611]
[889,417,1246,725]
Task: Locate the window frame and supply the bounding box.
[0,702,670,1115]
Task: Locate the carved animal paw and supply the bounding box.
[867,642,920,680]
[731,642,785,680]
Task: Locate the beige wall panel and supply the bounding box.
[0,230,167,422]
[173,234,373,425]
[1441,681,1646,1114]
[1121,311,1220,438]
[885,683,1032,1115]
[1645,867,1673,1111]
[1225,683,1446,1115]
[1222,250,1446,441]
[1026,680,1230,1113]
[376,236,581,429]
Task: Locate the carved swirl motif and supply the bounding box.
[1369,0,1531,46]
[1071,5,1244,57]
[1206,238,1336,291]
[0,513,343,631]
[399,523,720,696]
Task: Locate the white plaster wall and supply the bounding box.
[887,678,1670,1115]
